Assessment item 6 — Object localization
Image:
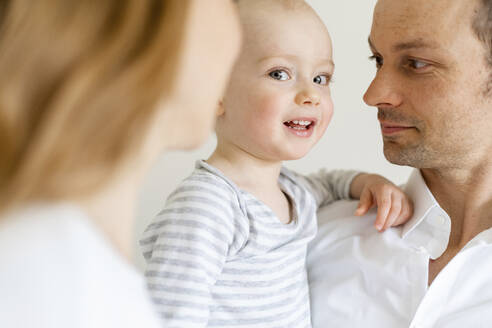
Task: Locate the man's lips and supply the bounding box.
[379,122,415,135]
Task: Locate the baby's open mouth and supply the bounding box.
[284,120,315,131]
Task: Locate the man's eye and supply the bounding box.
[369,55,383,69]
[408,59,429,70]
[313,75,331,85]
[269,70,290,81]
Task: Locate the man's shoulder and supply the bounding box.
[315,197,411,237]
[312,201,374,251]
[317,199,375,232]
[317,199,360,220]
[309,200,405,264]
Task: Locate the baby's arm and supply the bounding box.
[297,169,360,206]
[350,173,413,231]
[295,169,413,231]
[140,176,242,327]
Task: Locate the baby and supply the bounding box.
[140,1,412,327]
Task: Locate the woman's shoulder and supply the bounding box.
[0,204,95,270]
[0,203,119,271]
[0,203,161,328]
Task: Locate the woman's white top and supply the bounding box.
[0,204,161,328]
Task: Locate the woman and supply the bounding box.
[0,0,241,327]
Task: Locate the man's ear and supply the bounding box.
[216,100,226,116]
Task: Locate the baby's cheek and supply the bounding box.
[250,92,286,120]
[319,99,334,131]
[325,100,334,122]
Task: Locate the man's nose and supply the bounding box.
[295,88,321,107]
[363,69,402,109]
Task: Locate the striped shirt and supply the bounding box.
[140,161,358,328]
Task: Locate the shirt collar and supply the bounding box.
[462,228,492,251]
[401,169,452,259]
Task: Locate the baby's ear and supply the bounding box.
[216,100,226,116]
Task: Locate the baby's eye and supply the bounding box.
[269,70,290,81]
[313,74,331,85]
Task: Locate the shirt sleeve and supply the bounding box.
[139,173,247,327]
[294,169,361,208]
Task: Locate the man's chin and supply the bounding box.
[383,144,414,167]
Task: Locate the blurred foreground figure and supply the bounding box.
[0,1,241,327]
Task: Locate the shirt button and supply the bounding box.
[437,214,447,225]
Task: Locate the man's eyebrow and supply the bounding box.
[368,37,439,52]
[393,39,440,51]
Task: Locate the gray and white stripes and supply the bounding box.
[140,161,357,327]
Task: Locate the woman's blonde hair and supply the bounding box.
[0,0,189,211]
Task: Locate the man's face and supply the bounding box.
[364,0,492,170]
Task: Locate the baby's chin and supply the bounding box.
[280,148,313,162]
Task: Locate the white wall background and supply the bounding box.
[133,0,412,269]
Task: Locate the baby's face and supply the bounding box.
[217,4,334,161]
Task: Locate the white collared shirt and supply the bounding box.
[0,204,161,328]
[307,170,492,328]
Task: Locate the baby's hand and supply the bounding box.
[353,174,413,231]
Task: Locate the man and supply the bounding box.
[307,0,492,327]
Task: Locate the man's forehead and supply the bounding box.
[370,0,479,50]
[373,0,476,32]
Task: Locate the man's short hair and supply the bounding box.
[473,0,492,91]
